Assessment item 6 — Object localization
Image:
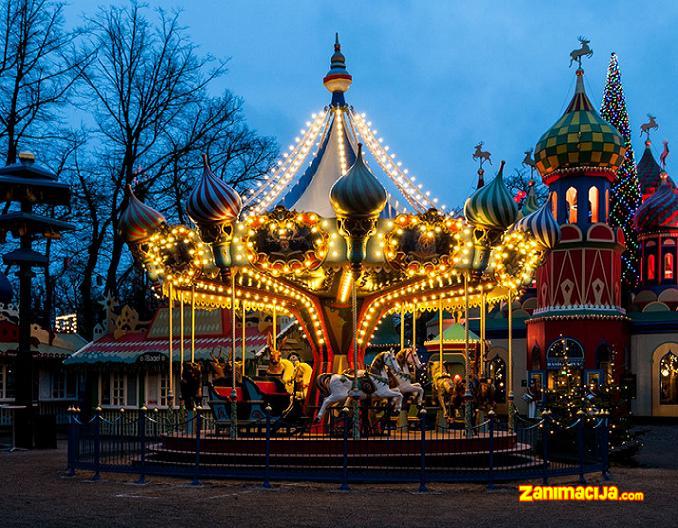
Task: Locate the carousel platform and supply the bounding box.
[138,429,541,474]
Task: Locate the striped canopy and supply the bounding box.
[187,157,242,224]
[119,186,166,243]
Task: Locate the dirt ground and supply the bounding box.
[0,424,676,528]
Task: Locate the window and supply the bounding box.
[588,186,599,223]
[51,370,67,399]
[665,253,674,280]
[659,352,678,405]
[160,372,170,407]
[551,192,558,219]
[111,372,125,407]
[566,187,577,223]
[648,255,656,281]
[127,375,138,406]
[488,356,506,403]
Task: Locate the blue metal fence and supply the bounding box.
[66,405,610,488]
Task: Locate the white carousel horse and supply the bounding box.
[315,350,404,420]
[392,348,425,405]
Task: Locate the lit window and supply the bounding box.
[588,186,599,223]
[648,255,656,280]
[566,187,577,223]
[551,192,558,219]
[665,253,674,280]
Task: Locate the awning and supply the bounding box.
[65,330,268,366]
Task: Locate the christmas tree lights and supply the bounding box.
[600,53,642,290]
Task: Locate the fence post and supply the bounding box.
[192,406,202,486]
[91,406,101,481]
[577,409,586,485]
[339,407,350,491]
[66,406,75,477]
[601,410,610,481]
[487,409,495,490]
[136,406,147,485]
[263,404,272,489]
[419,408,428,493]
[541,409,550,485]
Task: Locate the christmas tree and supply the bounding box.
[600,52,642,291]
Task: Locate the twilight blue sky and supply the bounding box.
[64,0,678,208]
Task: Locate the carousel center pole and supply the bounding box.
[480,291,486,378]
[242,303,247,378]
[438,299,443,370]
[508,289,515,433]
[191,285,196,363]
[168,283,174,410]
[229,272,238,439]
[400,305,405,353]
[412,303,417,353]
[351,275,360,440]
[180,292,185,381]
[464,272,473,438]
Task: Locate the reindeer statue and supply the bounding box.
[640,114,659,138]
[472,142,492,166]
[208,347,243,386]
[569,36,593,67]
[522,148,536,169]
[257,333,295,394]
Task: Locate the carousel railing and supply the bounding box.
[66,402,610,488]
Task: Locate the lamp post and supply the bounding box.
[0,152,73,448]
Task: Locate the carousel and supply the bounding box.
[118,35,559,442]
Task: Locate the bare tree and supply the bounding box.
[504,168,548,208]
[0,0,81,164]
[68,3,275,336]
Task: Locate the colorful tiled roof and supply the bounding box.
[535,69,625,179]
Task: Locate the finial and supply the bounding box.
[335,32,340,51]
[323,33,352,97]
[569,36,592,68]
[640,114,658,140]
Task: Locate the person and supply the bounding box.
[524,378,542,419]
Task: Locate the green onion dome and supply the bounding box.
[330,143,387,218]
[521,180,540,216]
[119,185,166,243]
[534,69,625,181]
[464,161,518,230]
[633,173,678,232]
[513,194,560,249]
[187,154,242,225]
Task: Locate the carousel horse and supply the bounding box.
[470,375,497,419]
[391,348,425,405]
[315,350,404,421]
[259,334,294,394]
[180,361,203,410]
[429,361,465,421]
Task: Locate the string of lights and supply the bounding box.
[600,52,641,290]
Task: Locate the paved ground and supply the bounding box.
[0,424,676,527]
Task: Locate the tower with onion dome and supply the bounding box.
[526,57,629,384]
[632,173,678,306]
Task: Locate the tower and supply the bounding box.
[526,66,628,385]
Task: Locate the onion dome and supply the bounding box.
[119,185,166,243]
[521,180,540,216]
[464,161,518,230]
[534,69,625,180]
[330,143,387,218]
[637,140,675,197]
[187,154,242,224]
[633,173,678,232]
[514,195,560,249]
[323,33,352,95]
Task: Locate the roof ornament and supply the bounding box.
[569,36,593,68]
[640,114,659,139]
[660,140,670,168]
[473,142,491,189]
